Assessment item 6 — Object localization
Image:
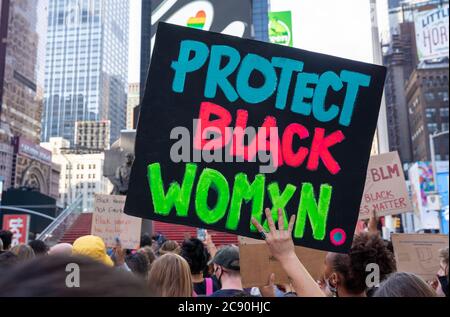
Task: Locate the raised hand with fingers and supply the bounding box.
[252,208,325,297]
[251,208,296,262]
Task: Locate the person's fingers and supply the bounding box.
[277,208,284,231]
[265,208,276,233]
[269,273,275,286]
[251,217,265,233]
[287,214,296,234]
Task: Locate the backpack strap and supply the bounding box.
[205,277,213,296]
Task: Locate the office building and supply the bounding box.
[406,63,449,161]
[42,0,129,145]
[41,137,112,211]
[0,0,48,190]
[126,83,139,130]
[75,120,110,150]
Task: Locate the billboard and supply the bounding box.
[149,0,253,54]
[408,161,448,230]
[414,5,449,62]
[268,11,293,47]
[2,214,31,247]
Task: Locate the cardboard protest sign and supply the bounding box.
[125,23,386,253]
[392,234,449,281]
[92,194,142,249]
[239,237,326,288]
[359,151,412,220]
[2,214,30,247]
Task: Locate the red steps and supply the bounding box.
[153,221,238,247]
[58,213,238,247]
[59,213,93,244]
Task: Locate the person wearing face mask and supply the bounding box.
[208,245,245,297]
[322,232,396,297]
[431,247,449,297]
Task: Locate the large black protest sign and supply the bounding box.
[125,23,386,253]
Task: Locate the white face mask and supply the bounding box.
[324,278,338,297]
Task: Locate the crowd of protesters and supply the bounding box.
[0,209,448,297]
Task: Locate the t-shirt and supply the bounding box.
[194,278,220,296]
[209,289,246,297]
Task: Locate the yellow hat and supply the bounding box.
[72,235,114,267]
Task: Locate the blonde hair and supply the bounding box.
[11,244,35,261]
[148,253,193,297]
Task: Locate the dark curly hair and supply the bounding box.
[180,238,209,275]
[331,233,396,295]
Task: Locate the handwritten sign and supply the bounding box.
[359,151,412,220]
[125,23,386,252]
[2,214,30,247]
[392,234,449,281]
[92,194,142,249]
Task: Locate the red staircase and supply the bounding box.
[153,221,238,247]
[58,213,238,247]
[59,213,93,244]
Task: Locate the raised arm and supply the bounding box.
[251,208,325,297]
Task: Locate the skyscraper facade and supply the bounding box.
[253,0,269,42]
[0,0,48,190]
[42,0,129,146]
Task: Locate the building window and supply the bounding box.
[427,123,438,133]
[440,108,449,117]
[424,92,435,101]
[426,108,436,119]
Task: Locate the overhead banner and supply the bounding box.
[414,5,449,62]
[2,214,30,247]
[359,151,412,220]
[92,194,142,250]
[125,23,386,253]
[268,11,293,47]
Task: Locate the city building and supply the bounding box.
[0,0,48,186]
[126,83,139,130]
[0,0,47,144]
[406,63,449,161]
[253,0,269,42]
[383,0,448,163]
[140,0,152,98]
[383,21,417,163]
[42,0,129,145]
[10,136,60,200]
[75,120,111,150]
[0,135,14,191]
[41,137,113,211]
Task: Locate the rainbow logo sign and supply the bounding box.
[187,10,206,30]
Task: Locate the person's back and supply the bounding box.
[208,245,245,297]
[28,240,49,256]
[0,230,13,252]
[148,253,193,297]
[180,238,219,296]
[0,255,150,297]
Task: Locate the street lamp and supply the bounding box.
[429,130,449,192]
